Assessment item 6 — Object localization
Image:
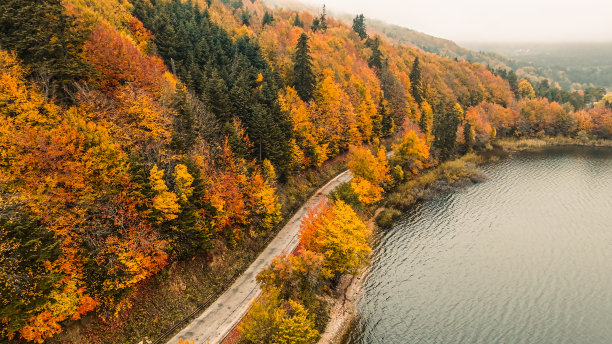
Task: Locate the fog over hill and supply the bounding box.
[265,0,612,90]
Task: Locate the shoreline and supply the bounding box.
[317,138,611,343]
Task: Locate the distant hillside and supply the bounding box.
[464,42,612,90]
[265,0,609,91]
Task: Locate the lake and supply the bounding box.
[345,146,612,344]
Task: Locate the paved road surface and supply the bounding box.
[167,170,353,344]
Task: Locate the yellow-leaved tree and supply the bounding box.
[299,200,370,275]
[238,289,319,344]
[391,130,430,175]
[149,165,180,221]
[346,146,391,205]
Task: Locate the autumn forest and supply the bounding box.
[0,0,611,343]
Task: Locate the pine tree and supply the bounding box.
[293,13,304,27]
[365,37,383,70]
[292,33,316,102]
[0,210,63,335]
[171,85,197,154]
[410,56,425,105]
[311,5,327,32]
[0,0,90,100]
[507,70,519,98]
[319,5,328,32]
[379,97,395,136]
[262,11,274,26]
[352,14,368,40]
[433,103,462,160]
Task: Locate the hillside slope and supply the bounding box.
[0,0,610,343]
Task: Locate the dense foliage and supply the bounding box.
[0,0,610,342]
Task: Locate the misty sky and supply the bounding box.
[298,0,612,42]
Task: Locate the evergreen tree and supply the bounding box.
[507,70,519,98]
[319,5,328,32]
[0,210,63,335]
[365,37,383,70]
[292,33,316,102]
[171,85,198,154]
[352,14,368,40]
[0,0,90,100]
[168,161,215,258]
[410,57,425,105]
[311,5,327,32]
[241,10,251,26]
[293,13,304,27]
[262,11,274,26]
[433,103,462,160]
[379,97,395,136]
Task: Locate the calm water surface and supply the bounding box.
[346,146,612,344]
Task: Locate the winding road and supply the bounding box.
[167,170,354,344]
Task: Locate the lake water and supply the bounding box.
[345,146,612,344]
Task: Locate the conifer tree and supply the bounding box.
[0,210,63,336]
[311,5,327,32]
[433,103,463,160]
[292,33,316,102]
[293,13,304,27]
[410,57,425,105]
[352,14,368,40]
[507,70,519,98]
[319,5,328,32]
[171,86,197,154]
[379,97,395,136]
[262,11,274,26]
[0,0,90,100]
[365,37,383,70]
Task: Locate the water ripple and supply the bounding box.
[347,146,612,344]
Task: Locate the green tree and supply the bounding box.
[365,37,383,70]
[171,85,197,154]
[292,33,316,102]
[433,103,462,160]
[352,14,368,40]
[262,11,274,26]
[311,5,327,32]
[410,56,425,105]
[0,0,90,100]
[0,210,63,338]
[379,97,395,136]
[507,70,519,98]
[293,13,304,27]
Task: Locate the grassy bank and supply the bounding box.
[496,136,612,151]
[376,153,485,228]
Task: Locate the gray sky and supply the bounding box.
[298,0,612,42]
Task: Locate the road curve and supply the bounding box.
[167,170,353,344]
